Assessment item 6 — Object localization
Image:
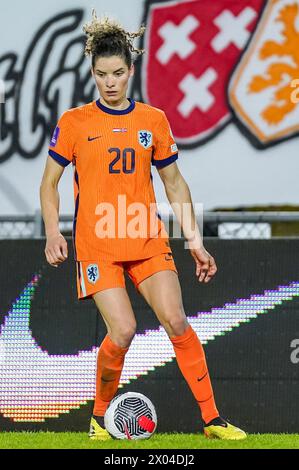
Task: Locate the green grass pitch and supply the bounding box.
[0,433,299,449]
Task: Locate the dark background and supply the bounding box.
[0,238,298,433]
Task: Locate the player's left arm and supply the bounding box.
[157,162,217,283]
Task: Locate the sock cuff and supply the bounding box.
[169,324,195,345]
[102,334,129,357]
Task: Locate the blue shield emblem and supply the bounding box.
[86,264,99,284]
[138,130,153,149]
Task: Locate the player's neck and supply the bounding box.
[99,96,130,111]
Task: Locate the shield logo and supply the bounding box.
[229,0,299,147]
[138,130,153,148]
[86,263,99,285]
[139,0,263,146]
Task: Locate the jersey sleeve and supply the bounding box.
[48,111,75,167]
[151,111,178,168]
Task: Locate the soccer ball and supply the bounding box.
[104,392,157,440]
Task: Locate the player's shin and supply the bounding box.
[93,334,129,417]
[170,325,219,424]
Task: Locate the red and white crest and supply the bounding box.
[141,0,264,145]
[229,0,299,146]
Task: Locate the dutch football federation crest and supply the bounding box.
[138,130,153,149]
[86,264,99,284]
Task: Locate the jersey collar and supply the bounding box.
[95,98,135,115]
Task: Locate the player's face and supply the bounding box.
[92,55,134,106]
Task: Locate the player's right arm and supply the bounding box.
[40,156,68,267]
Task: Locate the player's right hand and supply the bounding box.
[45,233,68,268]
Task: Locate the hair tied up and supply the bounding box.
[83,9,146,58]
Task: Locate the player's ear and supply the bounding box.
[91,67,94,78]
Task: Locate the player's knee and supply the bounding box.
[112,323,136,348]
[163,311,188,337]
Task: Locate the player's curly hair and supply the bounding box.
[83,9,146,68]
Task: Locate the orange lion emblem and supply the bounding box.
[248,3,299,124]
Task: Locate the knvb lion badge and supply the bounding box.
[86,264,99,284]
[139,0,263,146]
[138,130,153,149]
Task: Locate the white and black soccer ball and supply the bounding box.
[104,392,157,440]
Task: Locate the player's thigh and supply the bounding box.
[137,270,188,336]
[92,287,137,346]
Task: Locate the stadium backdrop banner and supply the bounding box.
[0,0,299,215]
[1,238,299,433]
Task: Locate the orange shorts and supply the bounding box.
[76,252,178,300]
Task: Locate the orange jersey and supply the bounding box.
[48,99,178,261]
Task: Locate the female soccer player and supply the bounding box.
[40,11,246,441]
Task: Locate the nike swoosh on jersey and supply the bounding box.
[88,136,101,141]
[0,275,298,422]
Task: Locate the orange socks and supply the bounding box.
[93,335,129,417]
[93,326,218,423]
[170,325,219,424]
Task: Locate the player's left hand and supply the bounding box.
[189,245,217,283]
